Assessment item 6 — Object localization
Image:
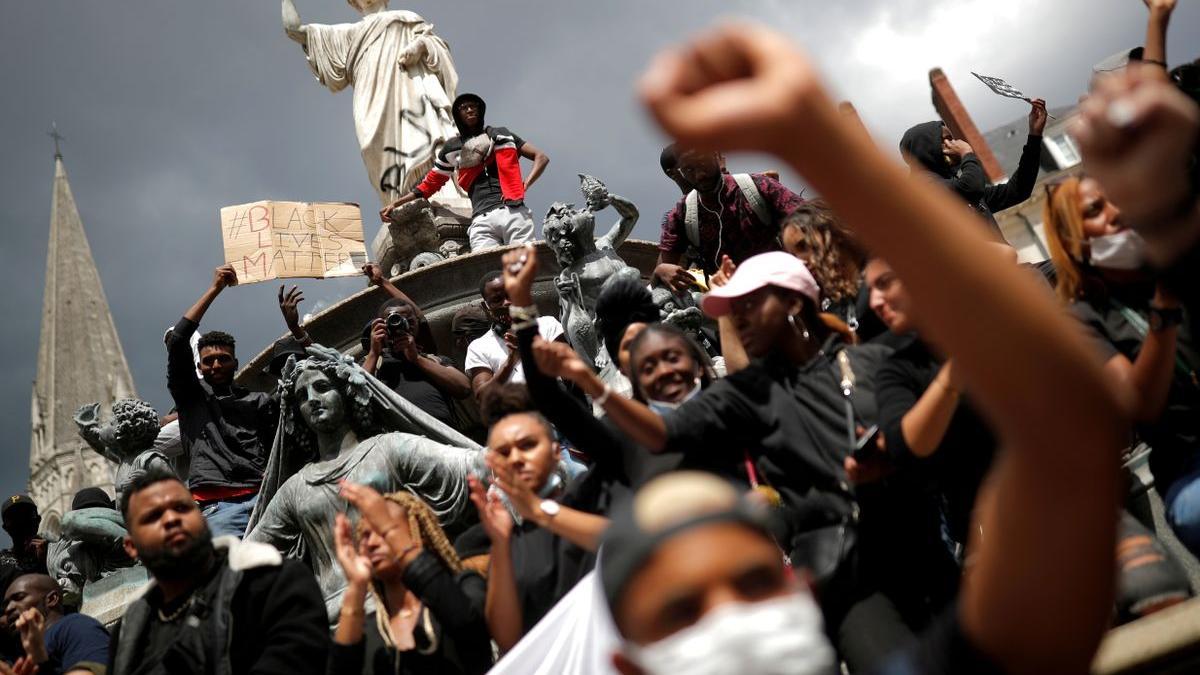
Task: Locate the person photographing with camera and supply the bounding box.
[362,295,472,430]
[363,301,472,425]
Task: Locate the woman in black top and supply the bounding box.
[867,255,997,555]
[1044,175,1200,556]
[594,252,883,567]
[329,488,491,675]
[464,410,610,653]
[584,250,909,672]
[868,254,1191,623]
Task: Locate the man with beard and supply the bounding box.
[109,468,327,675]
[167,265,278,538]
[3,574,108,674]
[465,269,567,402]
[381,92,551,251]
[654,149,804,291]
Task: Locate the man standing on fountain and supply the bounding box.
[382,93,551,252]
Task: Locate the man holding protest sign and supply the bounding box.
[166,264,278,539]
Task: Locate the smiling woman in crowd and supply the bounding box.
[498,245,722,490]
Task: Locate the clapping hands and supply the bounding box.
[332,512,372,588]
[15,608,47,666]
[468,475,514,543]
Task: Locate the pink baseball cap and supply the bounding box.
[701,251,821,318]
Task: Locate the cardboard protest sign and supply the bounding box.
[220,201,368,284]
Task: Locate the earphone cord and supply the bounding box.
[697,189,725,271]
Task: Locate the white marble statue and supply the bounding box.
[282,0,461,205]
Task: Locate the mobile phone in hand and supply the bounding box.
[852,425,881,462]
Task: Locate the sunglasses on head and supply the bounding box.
[1043,172,1086,199]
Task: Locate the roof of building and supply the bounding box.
[981,104,1075,180]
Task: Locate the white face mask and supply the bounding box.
[1087,230,1146,271]
[646,378,702,416]
[625,593,836,675]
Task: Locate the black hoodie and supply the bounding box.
[899,121,1042,234]
[452,92,486,138]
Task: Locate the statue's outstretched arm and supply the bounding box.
[282,0,308,46]
[599,193,639,250]
[73,403,114,460]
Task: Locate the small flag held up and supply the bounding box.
[971,72,1055,119]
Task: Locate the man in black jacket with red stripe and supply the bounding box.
[382,93,550,252]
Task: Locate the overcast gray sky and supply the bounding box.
[2,0,1195,545]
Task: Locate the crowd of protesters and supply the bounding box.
[5,2,1200,674]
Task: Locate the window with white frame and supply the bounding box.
[1045,133,1081,169]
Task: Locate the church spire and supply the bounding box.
[29,137,136,534]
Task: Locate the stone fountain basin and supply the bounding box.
[236,239,660,391]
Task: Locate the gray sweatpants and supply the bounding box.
[469,204,536,251]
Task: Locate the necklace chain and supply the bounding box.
[157,593,195,622]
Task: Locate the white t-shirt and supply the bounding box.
[465,316,564,385]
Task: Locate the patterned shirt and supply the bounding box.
[0,546,46,600]
[659,173,804,274]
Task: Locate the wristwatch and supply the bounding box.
[538,499,561,520]
[1148,307,1184,331]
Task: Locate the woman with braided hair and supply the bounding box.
[330,483,491,675]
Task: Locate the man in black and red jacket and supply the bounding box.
[382,93,550,252]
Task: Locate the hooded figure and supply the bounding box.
[452,92,487,137]
[414,92,524,207]
[899,120,1042,236]
[899,121,957,180]
[386,89,546,252]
